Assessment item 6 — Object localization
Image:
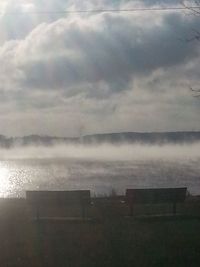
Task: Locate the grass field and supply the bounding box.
[0,197,199,267]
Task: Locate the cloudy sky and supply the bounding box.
[0,0,200,137]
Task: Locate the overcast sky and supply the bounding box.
[0,0,200,137]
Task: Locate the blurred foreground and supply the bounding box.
[0,196,200,267]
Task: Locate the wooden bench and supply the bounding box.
[126,187,187,217]
[26,190,91,220]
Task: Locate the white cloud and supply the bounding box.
[0,0,200,136]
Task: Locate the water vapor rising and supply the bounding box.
[0,142,200,161]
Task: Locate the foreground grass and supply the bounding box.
[0,199,199,267]
[35,218,200,267]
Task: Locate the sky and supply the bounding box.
[0,0,200,137]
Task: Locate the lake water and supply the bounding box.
[0,146,200,197]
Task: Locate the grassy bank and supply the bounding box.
[0,198,199,267]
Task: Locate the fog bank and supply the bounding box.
[0,142,200,161]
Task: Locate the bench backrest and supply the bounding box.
[26,190,91,206]
[126,187,187,204]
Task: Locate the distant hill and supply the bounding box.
[82,131,200,144]
[0,131,200,148]
[0,135,77,148]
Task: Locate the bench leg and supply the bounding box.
[82,204,86,218]
[36,206,39,221]
[173,202,177,215]
[130,204,134,217]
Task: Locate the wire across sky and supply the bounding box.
[0,6,200,15]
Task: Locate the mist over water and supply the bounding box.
[0,142,199,197]
[0,142,200,160]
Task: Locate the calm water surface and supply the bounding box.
[0,158,199,197]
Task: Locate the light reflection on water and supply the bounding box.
[0,158,199,197]
[0,163,12,197]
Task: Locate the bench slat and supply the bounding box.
[126,188,187,204]
[26,190,91,205]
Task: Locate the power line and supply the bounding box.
[0,6,200,15]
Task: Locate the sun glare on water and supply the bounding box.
[0,164,12,197]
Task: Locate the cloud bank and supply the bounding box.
[0,0,200,136]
